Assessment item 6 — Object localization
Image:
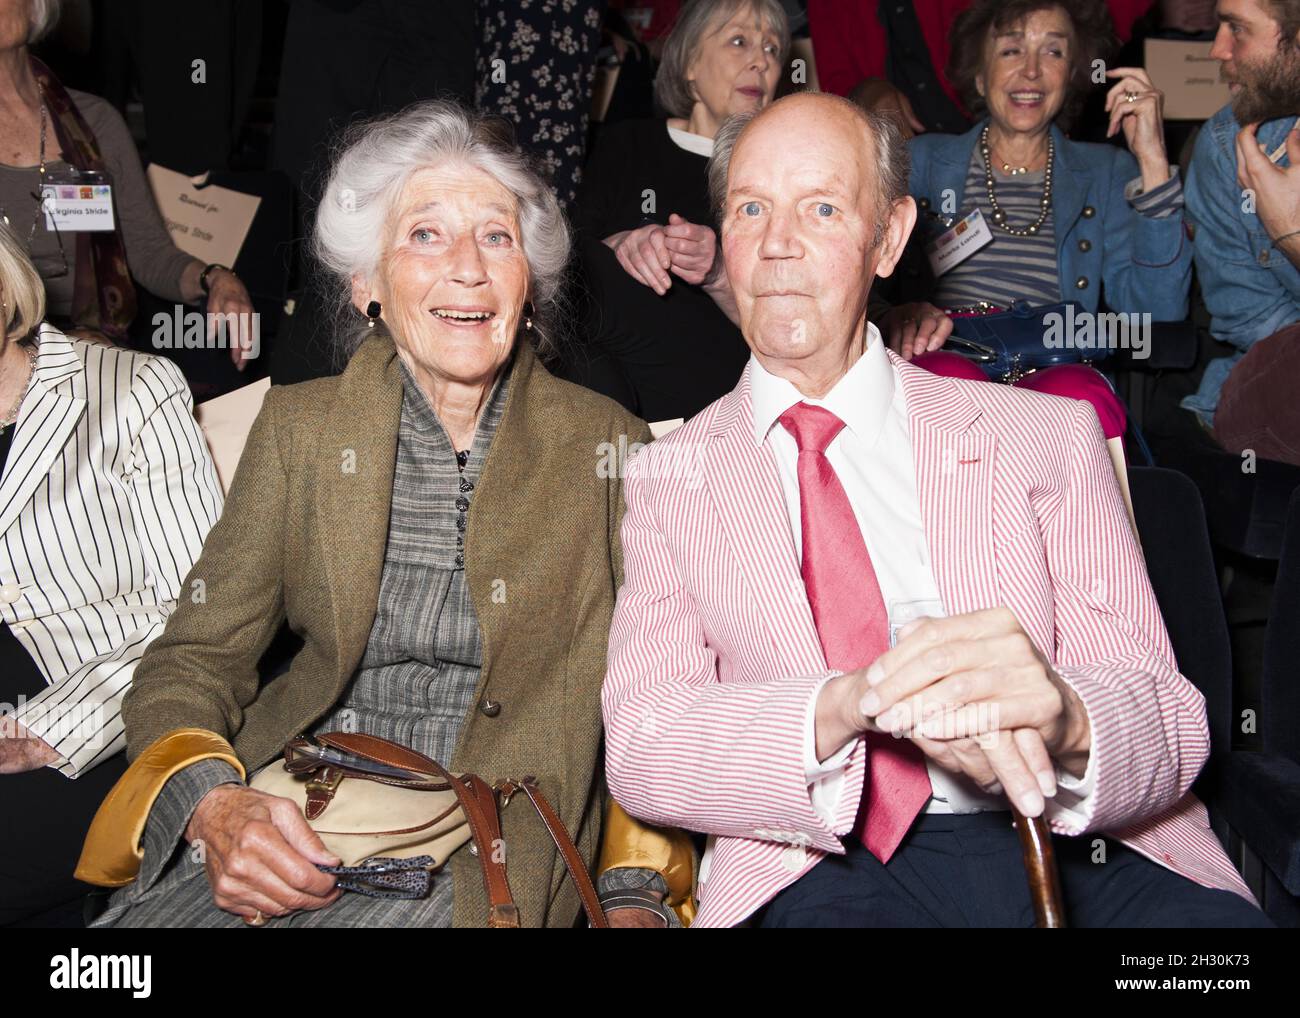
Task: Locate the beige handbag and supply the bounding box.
[250,731,607,927]
[250,752,472,867]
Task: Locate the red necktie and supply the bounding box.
[778,402,931,864]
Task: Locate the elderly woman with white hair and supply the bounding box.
[81,100,689,928]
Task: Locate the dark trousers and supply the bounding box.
[1,752,127,926]
[0,641,126,927]
[759,812,1272,928]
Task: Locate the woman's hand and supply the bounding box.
[1104,68,1170,190]
[663,213,718,285]
[185,784,342,922]
[604,223,673,295]
[0,714,60,773]
[204,268,257,371]
[881,302,953,360]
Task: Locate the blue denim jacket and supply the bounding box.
[1182,106,1300,425]
[906,120,1191,319]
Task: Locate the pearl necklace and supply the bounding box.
[980,126,1054,237]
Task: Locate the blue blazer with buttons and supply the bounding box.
[904,120,1191,320]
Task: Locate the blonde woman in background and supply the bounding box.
[0,219,222,926]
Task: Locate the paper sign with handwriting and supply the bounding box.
[146,164,261,268]
[1145,38,1231,121]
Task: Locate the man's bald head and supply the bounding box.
[707,91,910,246]
[706,90,918,396]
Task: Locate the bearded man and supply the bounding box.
[1183,0,1300,466]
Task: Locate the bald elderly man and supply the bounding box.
[601,92,1269,928]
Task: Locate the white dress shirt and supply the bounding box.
[746,324,1096,824]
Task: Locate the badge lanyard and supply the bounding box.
[0,80,50,246]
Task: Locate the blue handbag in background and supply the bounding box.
[945,301,1113,383]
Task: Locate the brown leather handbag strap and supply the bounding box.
[310,733,608,927]
[461,773,519,928]
[497,777,609,929]
[318,732,520,926]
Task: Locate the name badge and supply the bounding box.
[41,169,115,233]
[925,208,993,277]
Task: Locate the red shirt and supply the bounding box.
[808,0,1154,105]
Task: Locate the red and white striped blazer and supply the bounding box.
[603,351,1255,928]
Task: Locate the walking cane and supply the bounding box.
[1012,807,1066,927]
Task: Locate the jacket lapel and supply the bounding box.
[698,356,1008,669]
[458,340,536,718]
[700,368,826,676]
[892,352,1001,616]
[0,327,85,541]
[314,336,404,681]
[929,120,986,209]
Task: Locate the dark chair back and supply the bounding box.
[1128,467,1233,761]
[1262,489,1300,765]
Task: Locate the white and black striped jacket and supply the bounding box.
[0,325,223,777]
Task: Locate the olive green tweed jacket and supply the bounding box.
[121,334,653,928]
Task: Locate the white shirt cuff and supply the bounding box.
[1056,751,1095,797]
[804,674,855,825]
[1046,676,1099,830]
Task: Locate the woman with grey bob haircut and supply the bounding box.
[654,0,791,120]
[84,99,676,928]
[568,0,790,422]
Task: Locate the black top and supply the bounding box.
[574,118,719,239]
[879,0,970,135]
[0,420,47,702]
[566,120,749,423]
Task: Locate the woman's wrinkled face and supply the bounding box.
[976,6,1074,136]
[687,5,781,129]
[358,163,530,390]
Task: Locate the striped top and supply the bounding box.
[1,326,223,776]
[934,147,1184,309]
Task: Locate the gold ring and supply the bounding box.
[244,910,267,927]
